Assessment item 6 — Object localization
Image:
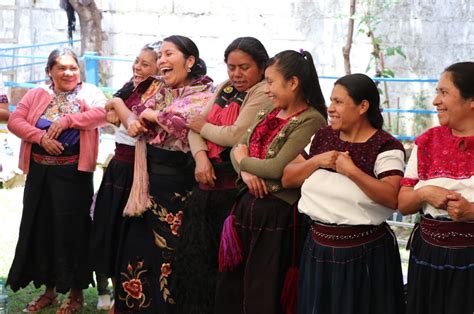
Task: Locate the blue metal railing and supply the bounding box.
[2,41,429,251]
[2,41,438,143]
[320,75,438,83]
[0,40,80,51]
[383,108,436,114]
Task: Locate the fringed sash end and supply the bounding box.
[218,214,243,272]
[123,138,152,217]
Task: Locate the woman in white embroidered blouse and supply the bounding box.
[398,61,474,314]
[283,73,406,314]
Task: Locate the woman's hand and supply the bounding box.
[233,144,249,165]
[447,192,474,222]
[194,151,216,187]
[40,134,64,155]
[417,185,452,209]
[315,150,340,170]
[127,119,148,137]
[139,108,158,124]
[187,115,207,133]
[106,109,120,126]
[335,151,358,177]
[46,120,64,139]
[104,97,122,111]
[241,170,268,199]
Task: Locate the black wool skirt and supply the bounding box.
[114,146,195,314]
[90,144,134,278]
[406,228,474,314]
[215,192,308,314]
[7,144,94,293]
[173,184,238,314]
[298,223,405,314]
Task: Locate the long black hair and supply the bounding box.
[266,50,327,120]
[163,35,207,79]
[335,73,384,129]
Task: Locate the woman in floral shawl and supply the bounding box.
[107,35,213,313]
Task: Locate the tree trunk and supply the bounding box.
[68,0,102,55]
[342,0,356,75]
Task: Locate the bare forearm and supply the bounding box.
[282,156,318,188]
[0,108,9,122]
[112,100,134,128]
[398,187,424,215]
[348,169,400,209]
[0,102,9,121]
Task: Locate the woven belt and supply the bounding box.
[32,153,79,166]
[311,221,389,248]
[113,143,135,164]
[418,216,474,248]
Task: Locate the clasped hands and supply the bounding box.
[315,150,357,177]
[105,97,149,137]
[104,98,122,126]
[418,186,474,222]
[127,108,157,137]
[40,120,64,155]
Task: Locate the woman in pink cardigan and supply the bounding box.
[6,47,107,314]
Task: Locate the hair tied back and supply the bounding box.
[299,48,307,60]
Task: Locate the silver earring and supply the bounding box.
[187,67,191,73]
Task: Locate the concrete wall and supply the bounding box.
[1,0,473,134]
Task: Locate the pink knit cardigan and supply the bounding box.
[8,83,107,174]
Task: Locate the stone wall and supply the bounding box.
[1,0,473,135]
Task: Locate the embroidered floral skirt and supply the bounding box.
[298,225,405,314]
[7,144,94,293]
[114,146,194,313]
[406,228,474,314]
[215,192,307,314]
[90,149,134,278]
[173,184,238,314]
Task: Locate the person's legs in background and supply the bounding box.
[96,272,111,310]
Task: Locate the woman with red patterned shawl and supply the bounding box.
[173,37,271,314]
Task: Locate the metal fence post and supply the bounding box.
[83,51,99,86]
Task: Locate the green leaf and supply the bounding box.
[395,46,407,58]
[386,47,396,56]
[373,37,382,45]
[382,68,395,78]
[385,46,407,59]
